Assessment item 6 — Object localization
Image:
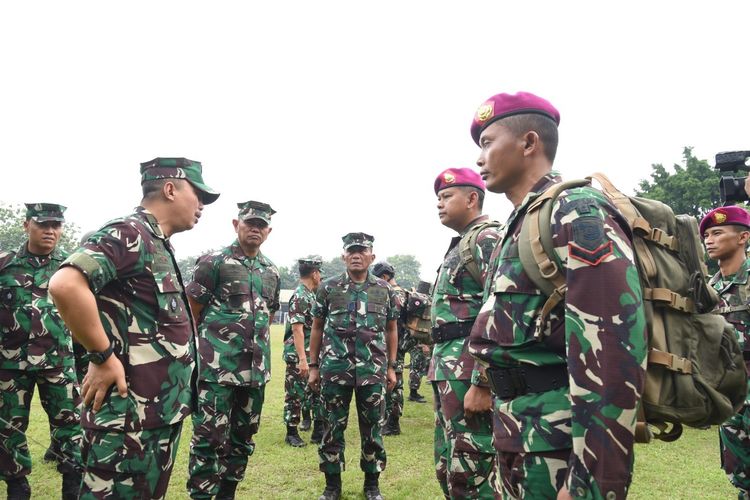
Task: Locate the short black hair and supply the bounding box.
[299,263,319,278]
[501,114,559,163]
[141,178,171,201]
[459,186,485,211]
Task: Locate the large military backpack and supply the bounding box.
[518,172,747,442]
[458,220,504,286]
[404,281,433,345]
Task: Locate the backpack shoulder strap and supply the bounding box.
[518,179,591,339]
[458,220,501,287]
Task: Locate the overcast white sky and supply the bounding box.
[1,2,748,279]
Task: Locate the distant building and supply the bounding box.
[274,289,295,324]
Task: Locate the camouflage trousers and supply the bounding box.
[79,422,182,500]
[495,448,569,499]
[408,347,429,391]
[283,362,323,425]
[73,341,88,384]
[384,366,404,420]
[319,382,386,474]
[187,381,265,499]
[432,379,500,499]
[720,404,750,497]
[0,367,81,479]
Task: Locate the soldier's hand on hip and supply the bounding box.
[464,384,492,416]
[81,355,128,413]
[297,360,309,379]
[386,367,397,392]
[308,367,320,392]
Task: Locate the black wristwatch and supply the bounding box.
[388,360,398,369]
[87,344,114,365]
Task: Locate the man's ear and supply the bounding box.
[163,180,178,201]
[523,130,540,156]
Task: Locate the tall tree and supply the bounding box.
[386,254,422,290]
[635,147,721,219]
[0,203,81,254]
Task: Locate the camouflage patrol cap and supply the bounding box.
[237,201,276,224]
[342,232,374,250]
[24,203,66,222]
[372,261,395,278]
[416,280,432,294]
[140,157,220,205]
[298,257,323,269]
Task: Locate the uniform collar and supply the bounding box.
[230,240,269,265]
[459,214,489,237]
[714,258,750,286]
[134,206,167,240]
[16,240,64,261]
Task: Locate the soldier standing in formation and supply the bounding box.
[282,257,324,447]
[308,232,398,500]
[49,157,219,499]
[701,206,750,499]
[406,344,428,403]
[371,261,409,436]
[0,203,82,500]
[430,167,502,499]
[467,92,647,499]
[185,200,280,500]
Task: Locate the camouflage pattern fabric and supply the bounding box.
[496,448,570,499]
[468,171,648,500]
[284,362,322,425]
[186,240,280,387]
[432,379,498,499]
[282,282,322,424]
[61,207,196,433]
[384,370,404,420]
[311,271,399,386]
[0,243,73,371]
[319,382,386,474]
[0,368,81,479]
[408,346,429,391]
[430,215,501,499]
[187,381,265,499]
[79,423,182,500]
[385,284,408,419]
[711,257,750,496]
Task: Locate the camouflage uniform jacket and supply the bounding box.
[312,271,399,386]
[391,284,414,368]
[187,240,280,387]
[429,215,501,382]
[710,257,750,403]
[0,242,72,371]
[468,171,647,500]
[282,282,316,364]
[61,206,196,432]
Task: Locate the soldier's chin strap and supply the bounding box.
[0,414,83,473]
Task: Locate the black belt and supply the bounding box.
[431,322,473,343]
[487,364,569,400]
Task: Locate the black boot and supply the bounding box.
[285,425,306,447]
[408,388,426,403]
[364,472,384,500]
[310,419,324,444]
[6,476,31,500]
[62,471,82,500]
[318,473,341,500]
[381,413,401,436]
[300,409,312,431]
[215,479,239,500]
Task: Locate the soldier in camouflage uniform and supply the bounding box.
[49,157,219,500]
[407,344,429,402]
[430,167,502,499]
[308,233,398,500]
[282,257,323,447]
[701,206,750,499]
[185,200,281,500]
[0,203,82,500]
[467,92,647,500]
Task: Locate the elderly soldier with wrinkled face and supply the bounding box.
[0,203,82,500]
[185,200,281,500]
[308,232,398,500]
[50,158,219,500]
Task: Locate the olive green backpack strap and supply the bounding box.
[518,179,591,339]
[458,220,502,287]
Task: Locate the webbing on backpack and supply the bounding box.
[457,220,503,287]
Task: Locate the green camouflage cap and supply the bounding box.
[237,200,276,224]
[24,203,66,222]
[298,256,323,268]
[140,157,220,205]
[342,232,374,250]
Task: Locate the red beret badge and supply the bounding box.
[714,212,727,224]
[444,173,455,184]
[475,102,494,122]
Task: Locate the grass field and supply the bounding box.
[1,325,739,499]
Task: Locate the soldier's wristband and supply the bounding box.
[309,363,319,368]
[388,360,398,369]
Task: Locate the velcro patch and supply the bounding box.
[568,241,614,266]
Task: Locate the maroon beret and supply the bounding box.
[470,91,560,145]
[699,206,750,238]
[434,168,485,195]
